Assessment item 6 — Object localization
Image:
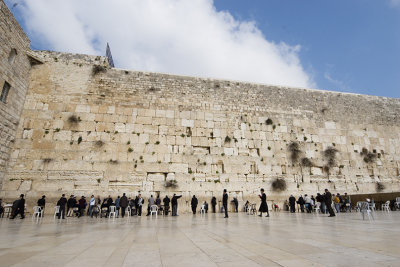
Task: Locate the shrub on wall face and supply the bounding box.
[271,178,287,192]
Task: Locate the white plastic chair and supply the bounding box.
[359,202,374,220]
[150,205,158,218]
[200,205,205,215]
[381,201,390,212]
[54,206,60,219]
[126,206,131,217]
[314,202,321,213]
[32,206,43,219]
[109,206,117,218]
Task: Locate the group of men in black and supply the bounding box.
[3,188,268,219]
[288,189,336,217]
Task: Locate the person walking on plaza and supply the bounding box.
[163,195,170,215]
[325,189,335,217]
[191,195,198,214]
[211,196,217,213]
[137,194,144,216]
[88,195,96,218]
[171,194,182,216]
[10,194,25,219]
[146,195,154,216]
[57,194,67,219]
[120,193,128,218]
[258,188,269,217]
[37,195,46,217]
[223,189,228,218]
[289,195,296,213]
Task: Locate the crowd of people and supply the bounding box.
[3,188,396,220]
[286,189,351,217]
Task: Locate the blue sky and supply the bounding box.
[6,0,400,98]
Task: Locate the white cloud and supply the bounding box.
[14,0,314,88]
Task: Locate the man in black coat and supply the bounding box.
[171,194,182,216]
[163,195,170,215]
[289,195,296,213]
[297,195,305,213]
[325,189,335,217]
[10,194,25,219]
[37,195,46,217]
[211,197,217,213]
[222,189,228,218]
[57,194,67,219]
[191,195,198,214]
[258,188,269,217]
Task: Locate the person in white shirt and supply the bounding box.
[89,195,96,217]
[304,194,312,213]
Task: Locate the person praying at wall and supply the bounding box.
[191,195,198,214]
[171,194,182,216]
[37,195,46,217]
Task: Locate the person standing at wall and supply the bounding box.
[120,193,128,218]
[171,194,182,216]
[211,196,217,213]
[137,194,144,216]
[232,197,239,212]
[146,195,154,216]
[115,196,121,218]
[258,188,270,217]
[191,195,198,214]
[78,196,86,217]
[163,195,170,215]
[88,195,95,218]
[37,195,46,217]
[10,194,25,219]
[289,195,296,213]
[297,195,305,212]
[325,189,335,217]
[222,189,228,218]
[57,194,67,219]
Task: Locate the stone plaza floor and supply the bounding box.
[0,211,399,267]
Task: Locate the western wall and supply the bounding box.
[1,1,400,212]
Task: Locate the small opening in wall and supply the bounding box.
[8,48,17,64]
[1,81,11,103]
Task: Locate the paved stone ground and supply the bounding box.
[0,211,399,267]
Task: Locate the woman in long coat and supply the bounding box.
[258,188,270,217]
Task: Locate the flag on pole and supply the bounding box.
[106,43,115,68]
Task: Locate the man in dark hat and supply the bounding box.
[222,189,228,218]
[57,194,67,219]
[325,189,335,217]
[37,195,46,217]
[258,188,270,217]
[10,194,25,219]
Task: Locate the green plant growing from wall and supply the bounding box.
[224,136,231,143]
[128,148,133,153]
[94,140,104,147]
[77,136,82,144]
[323,146,338,176]
[271,178,287,192]
[96,178,101,184]
[288,142,301,164]
[55,128,60,132]
[376,182,385,192]
[67,115,81,124]
[92,65,107,76]
[265,118,273,125]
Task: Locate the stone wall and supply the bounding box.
[1,50,399,212]
[0,0,31,190]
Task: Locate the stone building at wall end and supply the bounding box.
[0,0,399,212]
